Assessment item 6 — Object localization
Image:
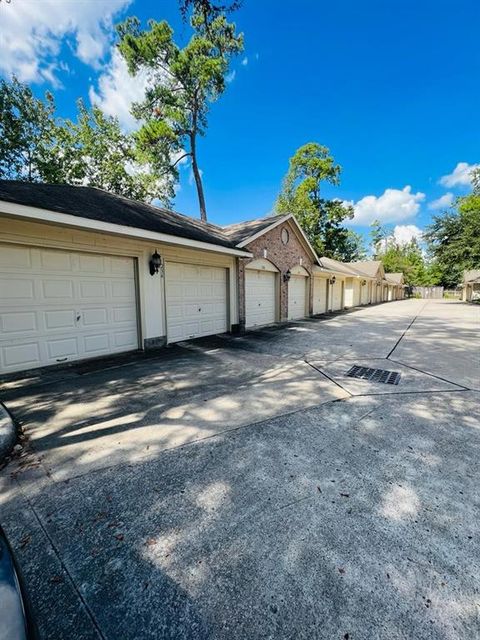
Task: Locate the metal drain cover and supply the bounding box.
[346,365,401,385]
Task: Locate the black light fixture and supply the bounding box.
[283,269,291,283]
[329,275,336,285]
[149,250,162,276]
[361,279,367,286]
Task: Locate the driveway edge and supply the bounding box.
[0,402,16,462]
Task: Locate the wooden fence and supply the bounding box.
[410,286,444,299]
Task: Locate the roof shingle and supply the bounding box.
[0,181,237,249]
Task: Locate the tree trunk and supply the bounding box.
[190,132,207,222]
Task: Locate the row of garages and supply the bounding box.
[0,182,404,375]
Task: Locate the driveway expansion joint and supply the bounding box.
[388,357,472,391]
[386,301,429,359]
[20,492,106,640]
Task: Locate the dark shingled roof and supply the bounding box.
[222,214,283,244]
[0,181,239,249]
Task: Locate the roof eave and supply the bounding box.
[0,199,252,258]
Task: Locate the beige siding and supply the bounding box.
[0,217,238,347]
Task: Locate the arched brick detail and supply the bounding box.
[238,219,316,327]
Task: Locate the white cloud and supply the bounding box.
[428,192,454,210]
[0,0,131,83]
[439,162,480,188]
[225,69,236,83]
[349,186,425,226]
[89,49,147,131]
[392,224,423,245]
[241,56,248,66]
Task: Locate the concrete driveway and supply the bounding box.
[0,299,479,639]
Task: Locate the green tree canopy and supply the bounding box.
[0,77,161,203]
[0,76,63,183]
[61,100,162,203]
[275,142,355,259]
[425,172,480,287]
[117,10,243,220]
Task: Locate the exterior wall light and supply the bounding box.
[361,279,367,286]
[283,269,291,282]
[329,275,336,285]
[149,250,163,276]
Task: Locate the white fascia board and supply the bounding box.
[0,200,252,258]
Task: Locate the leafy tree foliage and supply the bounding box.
[61,101,162,203]
[276,142,355,259]
[179,0,242,22]
[370,219,440,286]
[425,172,480,287]
[0,77,161,202]
[0,76,63,182]
[379,240,439,286]
[369,219,387,257]
[340,230,368,262]
[117,10,243,221]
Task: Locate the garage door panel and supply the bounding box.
[83,334,110,354]
[113,307,137,324]
[0,245,32,268]
[3,343,41,368]
[79,281,106,299]
[44,309,76,330]
[246,270,276,328]
[112,280,136,299]
[332,282,343,310]
[78,254,105,273]
[111,256,134,274]
[43,280,74,299]
[81,308,108,326]
[288,275,307,320]
[40,251,74,271]
[313,278,327,314]
[46,337,79,359]
[165,262,227,342]
[0,278,35,300]
[1,312,37,334]
[0,245,139,374]
[113,330,138,348]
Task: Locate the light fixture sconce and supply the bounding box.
[361,279,367,286]
[149,250,163,276]
[329,275,336,285]
[283,269,291,283]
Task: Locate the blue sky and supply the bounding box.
[1,0,478,244]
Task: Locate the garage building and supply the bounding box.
[0,182,250,375]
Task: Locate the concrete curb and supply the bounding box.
[0,402,16,462]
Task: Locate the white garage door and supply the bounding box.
[361,282,369,305]
[313,277,327,314]
[165,262,227,342]
[331,280,343,310]
[352,279,361,307]
[245,269,276,328]
[0,244,139,375]
[288,275,307,320]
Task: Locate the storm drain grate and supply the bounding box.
[346,365,401,385]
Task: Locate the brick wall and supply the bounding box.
[238,219,315,327]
